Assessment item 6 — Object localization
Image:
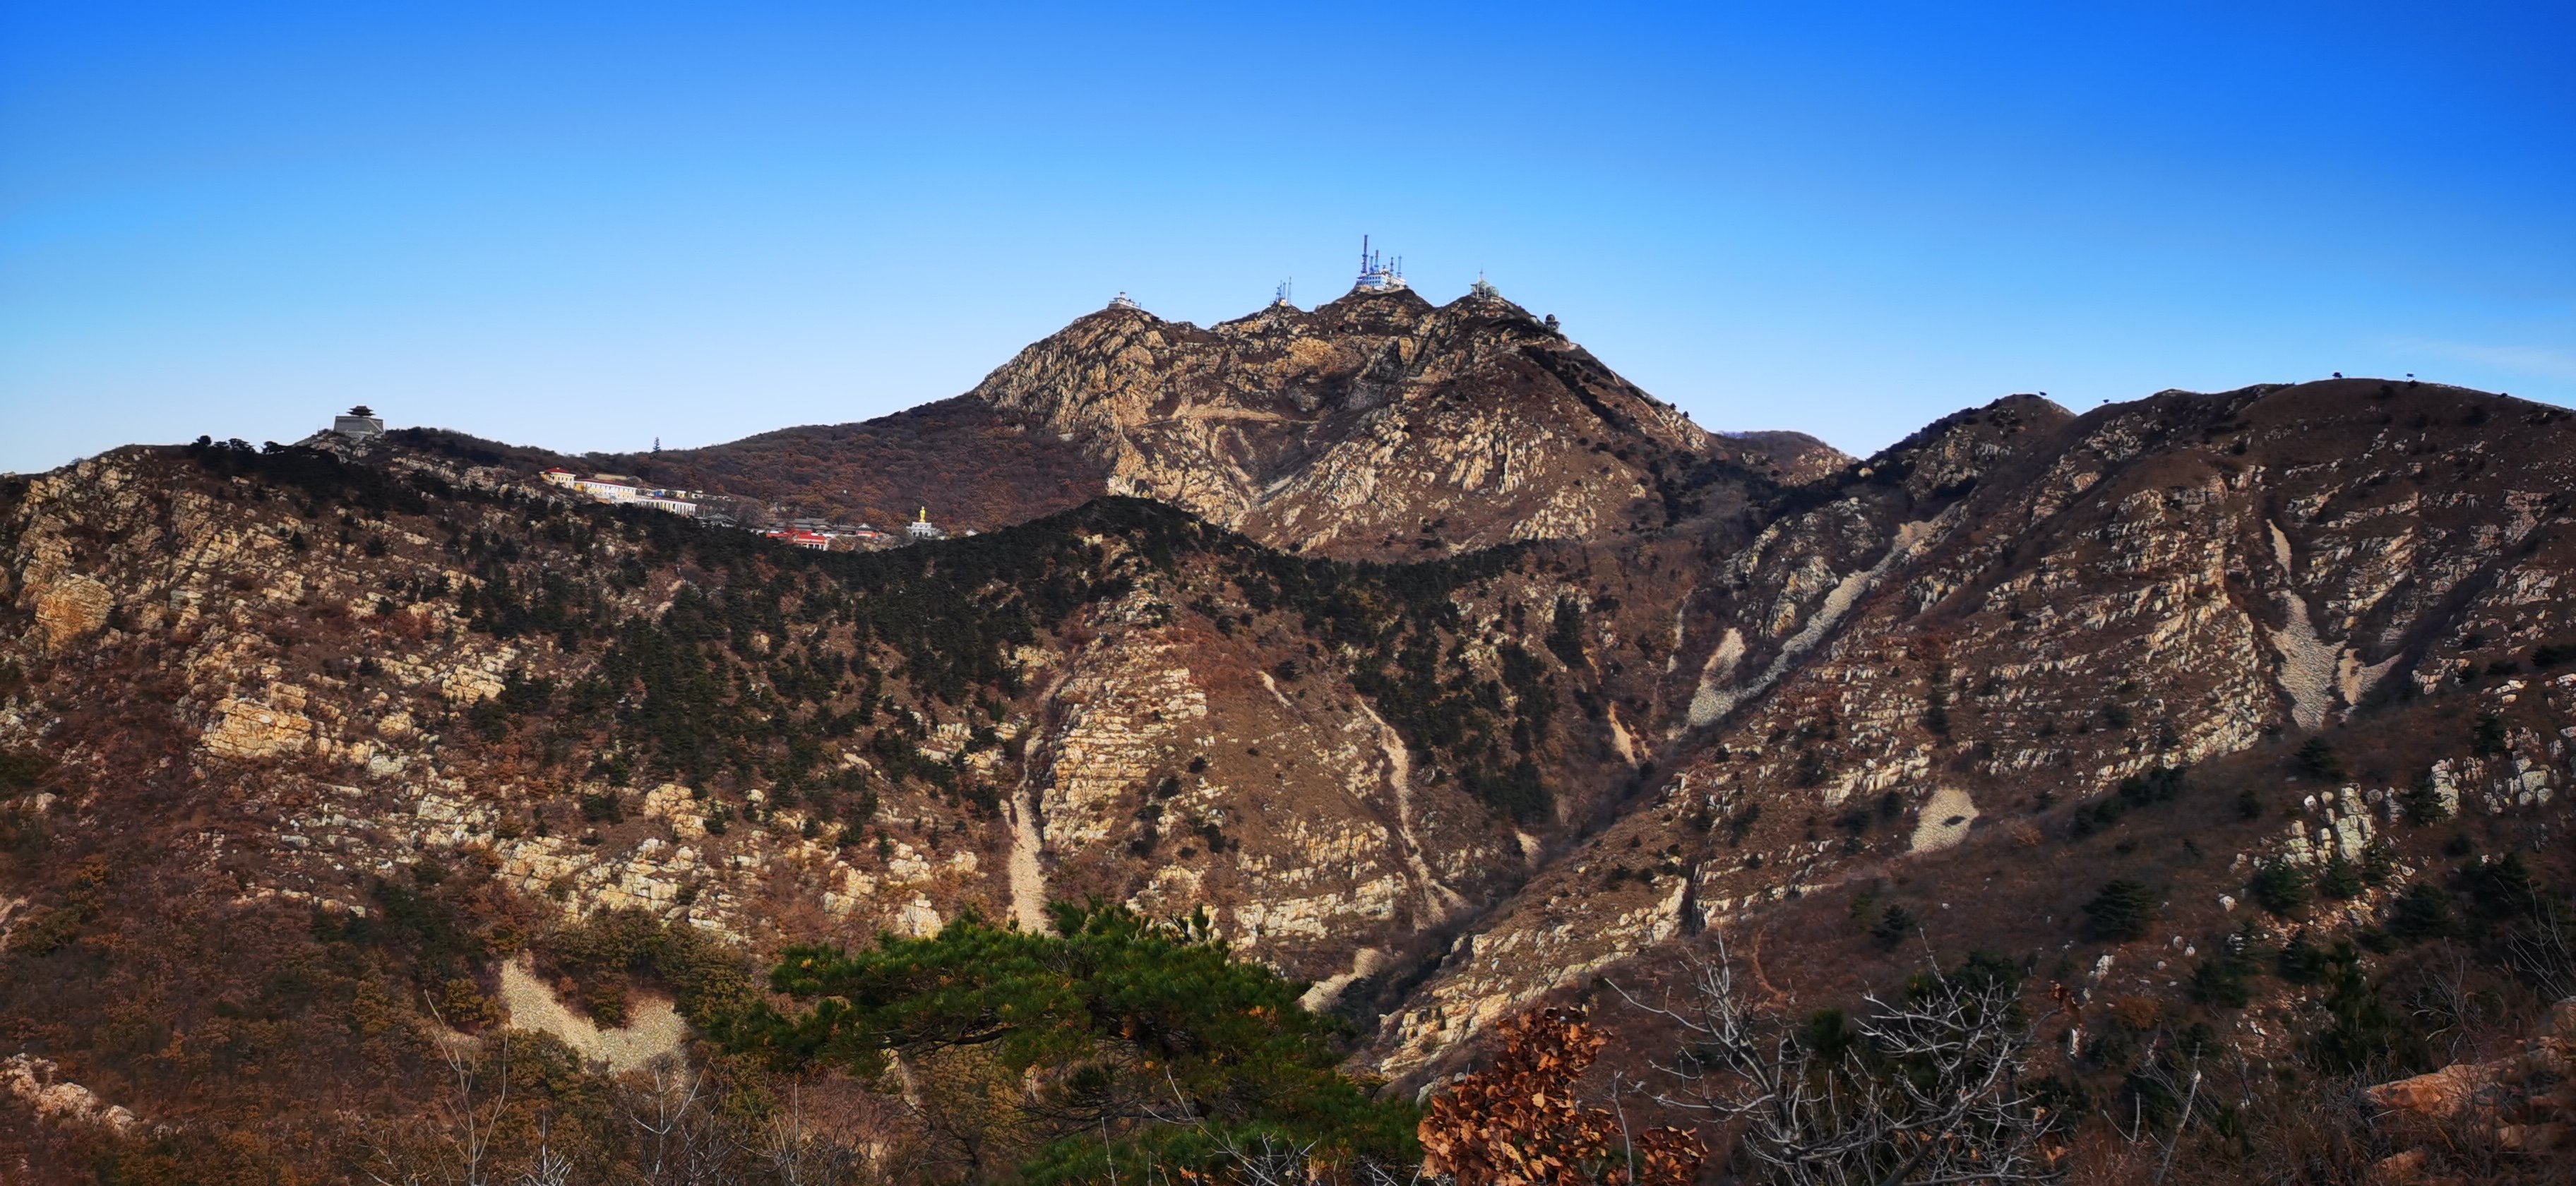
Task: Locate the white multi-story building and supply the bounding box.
[539,469,698,516]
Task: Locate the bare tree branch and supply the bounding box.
[1607,932,2069,1185]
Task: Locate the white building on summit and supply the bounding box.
[906,508,945,541]
[1353,236,1406,292]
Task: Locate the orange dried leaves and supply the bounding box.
[1419,1007,1703,1186]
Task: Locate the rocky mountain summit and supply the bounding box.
[967,288,1828,559]
[590,288,1846,558]
[4,300,2575,1182]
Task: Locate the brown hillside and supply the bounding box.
[4,370,2573,1183]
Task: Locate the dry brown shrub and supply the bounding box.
[1419,1007,1704,1186]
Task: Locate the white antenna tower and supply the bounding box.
[1354,235,1408,292]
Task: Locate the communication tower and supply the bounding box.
[1353,236,1407,292]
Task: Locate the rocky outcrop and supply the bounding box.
[3,1054,138,1134]
[30,576,111,653]
[1372,381,2576,1076]
[496,956,687,1074]
[6,355,2576,1134]
[967,289,1790,559]
[553,291,1827,559]
[2365,997,2576,1177]
[202,687,318,760]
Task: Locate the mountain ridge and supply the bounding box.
[4,319,2574,1181]
[549,288,1852,557]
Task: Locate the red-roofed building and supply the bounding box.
[763,529,830,550]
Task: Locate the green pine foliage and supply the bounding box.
[2303,946,2423,1076]
[731,903,1417,1182]
[545,908,753,1029]
[2082,880,2159,941]
[1544,594,1587,666]
[1919,659,1952,738]
[1870,903,1919,949]
[182,437,432,517]
[2118,765,2190,805]
[201,424,1583,826]
[2470,710,2509,757]
[2187,933,2262,1008]
[2276,930,2330,984]
[2396,774,2452,822]
[0,745,48,794]
[2462,851,2540,923]
[2250,862,2313,916]
[602,497,1563,821]
[2294,737,2345,780]
[2068,765,2190,838]
[2384,884,2455,942]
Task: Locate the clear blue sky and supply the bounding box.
[4,2,2570,472]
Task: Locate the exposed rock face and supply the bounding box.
[201,688,318,760]
[0,447,1590,1028]
[4,343,2575,1157]
[1369,381,2576,1075]
[970,290,1763,559]
[1723,430,1854,485]
[2365,997,2576,1171]
[3,1054,138,1134]
[435,292,1823,558]
[495,956,686,1074]
[30,576,111,653]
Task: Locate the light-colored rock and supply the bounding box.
[3,1053,138,1133]
[496,956,686,1073]
[1908,786,1979,853]
[203,689,317,760]
[32,575,113,650]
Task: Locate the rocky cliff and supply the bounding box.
[583,287,1842,555]
[1371,379,2576,1077]
[4,323,2575,1178]
[967,289,1808,559]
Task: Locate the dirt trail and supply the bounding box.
[1007,784,1049,932]
[1006,670,1074,933]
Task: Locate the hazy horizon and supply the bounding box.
[6,1,2571,474]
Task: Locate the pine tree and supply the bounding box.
[2082,880,2159,941]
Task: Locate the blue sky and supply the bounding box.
[4,2,2570,472]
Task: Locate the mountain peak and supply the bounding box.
[969,288,1731,558]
